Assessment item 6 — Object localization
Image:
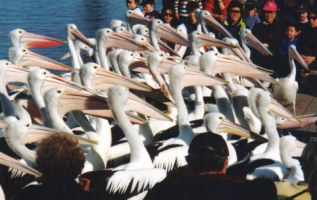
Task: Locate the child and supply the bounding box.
[243,0,261,30]
[278,23,301,57]
[276,23,301,77]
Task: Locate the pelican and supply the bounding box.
[80,85,167,199]
[9,47,71,71]
[9,29,64,49]
[273,45,309,115]
[280,135,305,185]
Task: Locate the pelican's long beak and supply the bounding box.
[2,64,30,85]
[217,119,268,142]
[57,89,109,118]
[23,124,99,145]
[126,93,173,121]
[213,54,275,83]
[289,45,309,71]
[182,68,226,87]
[20,31,65,49]
[242,30,272,56]
[195,32,238,49]
[42,74,90,94]
[269,98,297,121]
[126,10,151,28]
[131,56,180,74]
[57,89,153,124]
[155,24,189,46]
[0,152,41,177]
[277,113,317,129]
[106,33,156,52]
[93,68,152,91]
[70,27,95,48]
[16,48,72,71]
[203,13,233,38]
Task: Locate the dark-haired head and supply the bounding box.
[36,134,85,181]
[186,133,229,174]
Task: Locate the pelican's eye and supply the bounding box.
[141,38,145,41]
[70,26,74,30]
[196,32,200,35]
[219,116,224,120]
[26,123,30,127]
[6,62,9,65]
[93,65,98,69]
[106,30,110,33]
[22,49,27,53]
[19,30,23,34]
[43,71,47,75]
[215,53,218,56]
[57,90,62,94]
[160,53,164,57]
[130,53,133,56]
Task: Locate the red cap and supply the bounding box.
[263,1,277,12]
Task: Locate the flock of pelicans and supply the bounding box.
[0,9,317,199]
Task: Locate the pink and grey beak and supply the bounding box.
[70,27,95,48]
[92,68,152,91]
[212,54,275,83]
[1,62,30,85]
[269,98,298,121]
[42,74,89,94]
[193,31,238,49]
[125,92,173,121]
[23,124,99,145]
[289,45,309,71]
[13,48,72,71]
[154,23,189,46]
[0,152,41,177]
[241,29,272,56]
[277,113,317,129]
[182,68,226,87]
[202,13,233,38]
[217,119,267,142]
[19,31,65,49]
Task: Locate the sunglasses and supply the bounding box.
[309,16,317,20]
[230,10,241,13]
[164,13,173,17]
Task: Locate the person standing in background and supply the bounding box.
[126,0,143,15]
[243,0,261,30]
[175,0,202,23]
[141,0,160,19]
[203,0,232,23]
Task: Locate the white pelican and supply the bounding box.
[280,135,305,185]
[273,45,309,115]
[9,29,64,49]
[80,85,167,199]
[9,47,71,71]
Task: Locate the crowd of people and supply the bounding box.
[127,0,317,94]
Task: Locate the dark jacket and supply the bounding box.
[144,10,160,20]
[145,173,277,200]
[297,27,317,70]
[12,179,93,200]
[251,20,283,75]
[223,18,247,44]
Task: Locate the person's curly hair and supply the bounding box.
[36,133,85,180]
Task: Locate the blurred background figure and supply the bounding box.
[203,0,231,23]
[223,1,246,43]
[161,6,178,28]
[175,0,202,23]
[141,0,160,19]
[243,0,260,30]
[183,1,200,33]
[126,0,143,15]
[296,3,311,34]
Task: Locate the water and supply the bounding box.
[0,0,162,62]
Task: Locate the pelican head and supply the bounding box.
[66,24,95,48]
[240,29,272,56]
[289,45,309,71]
[9,28,64,49]
[9,47,72,71]
[200,10,233,38]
